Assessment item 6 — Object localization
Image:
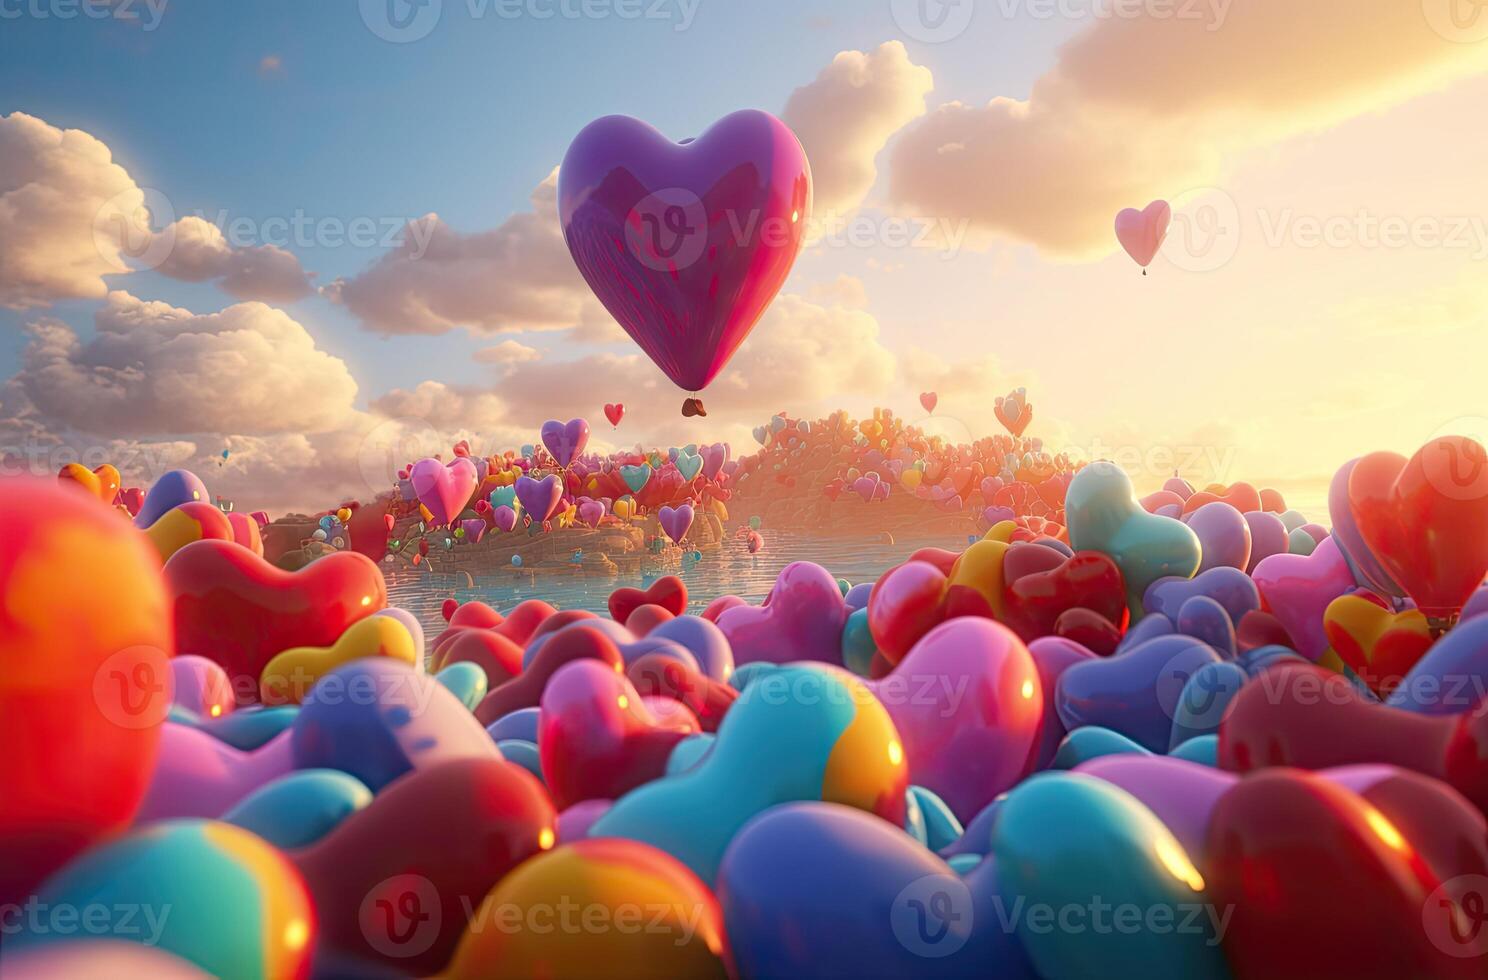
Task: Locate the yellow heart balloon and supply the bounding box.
[1321,595,1433,698]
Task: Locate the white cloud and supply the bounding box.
[0,112,316,309]
[782,41,934,215]
[155,216,314,302]
[16,291,359,438]
[889,0,1488,255]
[325,171,607,336]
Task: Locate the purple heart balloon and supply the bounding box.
[541,418,590,469]
[558,110,812,393]
[515,474,563,523]
[492,505,518,533]
[460,519,487,544]
[658,503,694,544]
[701,443,729,482]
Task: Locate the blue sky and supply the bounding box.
[6,1,1487,515]
[0,1,1074,396]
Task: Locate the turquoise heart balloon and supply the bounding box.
[620,463,653,494]
[24,819,316,977]
[223,770,372,849]
[1066,462,1201,614]
[434,661,489,712]
[1050,726,1152,769]
[676,451,703,483]
[489,485,518,511]
[992,773,1229,978]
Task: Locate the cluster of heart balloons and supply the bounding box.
[372,421,740,566]
[731,404,1071,534]
[6,427,1488,976]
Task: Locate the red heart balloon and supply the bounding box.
[475,626,624,726]
[1218,663,1488,812]
[433,629,524,689]
[608,575,688,625]
[627,652,738,733]
[1349,438,1488,619]
[1206,768,1480,979]
[1000,551,1128,643]
[603,402,625,426]
[1053,606,1122,655]
[165,540,386,705]
[867,561,949,663]
[294,758,554,976]
[539,658,699,810]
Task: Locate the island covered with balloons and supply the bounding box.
[5,104,1488,980]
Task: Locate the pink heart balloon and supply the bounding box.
[717,562,847,666]
[1115,200,1172,269]
[578,499,605,529]
[558,110,812,394]
[411,456,477,527]
[1251,535,1357,660]
[865,617,1042,822]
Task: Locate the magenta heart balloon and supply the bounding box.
[541,418,590,469]
[493,505,518,533]
[515,474,563,523]
[558,110,812,394]
[578,499,605,529]
[866,618,1042,822]
[410,456,477,527]
[460,519,486,544]
[716,561,847,666]
[658,503,694,544]
[1251,535,1357,660]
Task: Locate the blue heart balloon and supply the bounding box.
[1056,635,1222,752]
[719,802,1033,977]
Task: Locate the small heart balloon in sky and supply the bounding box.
[919,391,937,414]
[1115,200,1172,273]
[603,403,624,427]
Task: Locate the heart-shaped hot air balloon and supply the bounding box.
[1115,200,1171,273]
[559,110,812,415]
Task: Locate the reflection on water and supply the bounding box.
[387,528,971,638]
